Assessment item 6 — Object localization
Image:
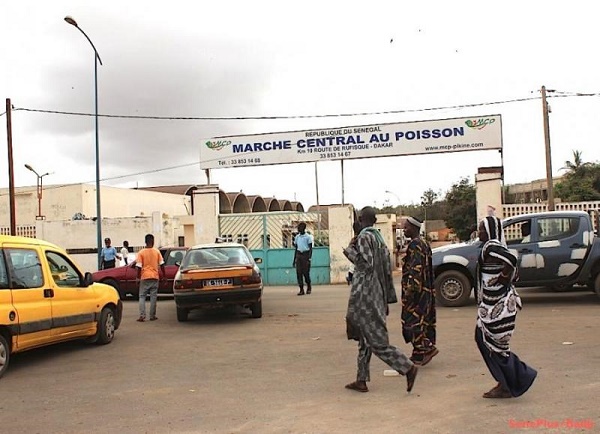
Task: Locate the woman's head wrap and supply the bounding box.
[481,215,506,245]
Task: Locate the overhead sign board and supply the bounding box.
[199,114,502,169]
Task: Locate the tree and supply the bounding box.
[443,178,476,241]
[560,149,586,172]
[555,150,600,201]
[420,188,439,207]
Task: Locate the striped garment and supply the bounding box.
[476,238,522,355]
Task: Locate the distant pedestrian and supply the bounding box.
[475,214,537,398]
[136,234,165,322]
[293,222,313,295]
[100,237,121,270]
[121,241,130,265]
[343,206,417,394]
[402,217,438,366]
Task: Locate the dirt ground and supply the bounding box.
[0,281,599,433]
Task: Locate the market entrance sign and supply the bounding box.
[200,114,502,169]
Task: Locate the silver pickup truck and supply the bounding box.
[432,211,600,306]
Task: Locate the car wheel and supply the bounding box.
[0,334,10,379]
[96,307,116,345]
[176,307,189,322]
[435,270,472,307]
[104,278,126,300]
[250,300,262,318]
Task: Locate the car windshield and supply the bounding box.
[181,246,252,269]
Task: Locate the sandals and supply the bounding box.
[136,317,145,322]
[418,348,439,367]
[345,381,369,393]
[406,365,418,392]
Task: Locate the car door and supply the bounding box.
[504,218,541,283]
[535,216,587,282]
[3,244,54,351]
[0,249,14,343]
[121,261,139,294]
[44,249,97,339]
[161,249,184,293]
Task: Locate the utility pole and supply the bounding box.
[541,85,555,211]
[6,98,16,235]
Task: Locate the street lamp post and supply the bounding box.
[384,190,402,215]
[24,164,50,220]
[65,15,103,269]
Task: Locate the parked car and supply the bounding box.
[0,235,122,378]
[92,247,187,299]
[432,211,600,307]
[173,242,263,321]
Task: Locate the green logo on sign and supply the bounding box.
[465,118,496,130]
[205,140,231,151]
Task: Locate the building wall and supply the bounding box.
[374,213,396,253]
[0,184,191,227]
[34,213,181,272]
[328,205,354,284]
[192,185,220,244]
[476,168,503,221]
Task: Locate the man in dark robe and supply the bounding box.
[401,217,438,366]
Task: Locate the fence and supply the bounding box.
[503,201,600,232]
[219,210,330,285]
[0,225,37,238]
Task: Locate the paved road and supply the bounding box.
[0,283,598,433]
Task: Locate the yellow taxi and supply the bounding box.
[173,242,263,321]
[0,235,122,378]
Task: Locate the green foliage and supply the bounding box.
[421,189,439,207]
[443,178,476,241]
[555,150,600,201]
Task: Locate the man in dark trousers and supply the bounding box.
[293,222,313,296]
[100,237,121,270]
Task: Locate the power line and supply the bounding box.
[3,96,549,120]
[2,93,599,120]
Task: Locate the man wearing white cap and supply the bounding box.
[401,217,438,366]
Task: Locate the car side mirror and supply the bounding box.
[83,272,94,287]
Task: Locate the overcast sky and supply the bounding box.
[1,1,599,210]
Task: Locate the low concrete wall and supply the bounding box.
[36,213,181,272]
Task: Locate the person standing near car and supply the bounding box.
[136,234,165,322]
[293,222,313,296]
[401,217,438,366]
[100,237,121,270]
[121,240,130,265]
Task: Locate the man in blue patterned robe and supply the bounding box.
[343,207,417,393]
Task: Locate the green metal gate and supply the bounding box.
[218,211,330,285]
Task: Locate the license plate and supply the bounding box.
[204,278,232,287]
